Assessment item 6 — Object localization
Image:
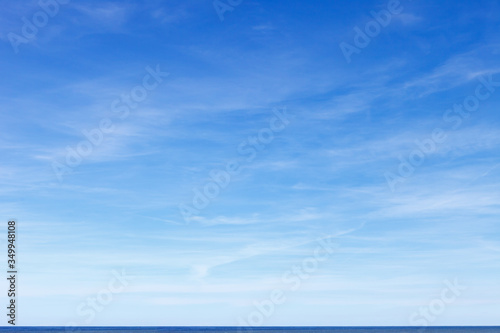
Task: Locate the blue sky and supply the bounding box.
[1,0,500,327]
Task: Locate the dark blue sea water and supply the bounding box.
[0,328,499,333]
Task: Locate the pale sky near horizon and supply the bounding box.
[1,0,500,327]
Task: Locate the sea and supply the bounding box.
[0,328,499,333]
